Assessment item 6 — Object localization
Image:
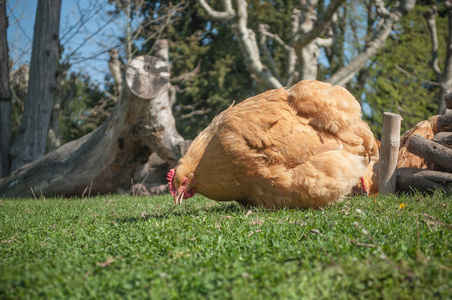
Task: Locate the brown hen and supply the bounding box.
[168,80,378,209]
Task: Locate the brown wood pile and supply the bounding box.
[396,96,452,194]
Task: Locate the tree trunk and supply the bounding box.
[406,134,452,172]
[0,0,12,178]
[0,55,186,198]
[10,0,62,171]
[397,168,452,194]
[424,3,452,115]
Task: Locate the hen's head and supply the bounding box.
[167,168,196,205]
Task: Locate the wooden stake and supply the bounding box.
[379,112,402,194]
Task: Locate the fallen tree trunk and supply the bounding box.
[397,168,452,194]
[0,55,185,198]
[406,134,452,172]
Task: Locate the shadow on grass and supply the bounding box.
[115,202,245,223]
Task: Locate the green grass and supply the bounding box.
[0,193,451,299]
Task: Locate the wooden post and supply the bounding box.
[379,112,402,194]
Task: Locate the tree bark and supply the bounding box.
[397,168,452,194]
[433,132,452,148]
[436,114,452,132]
[406,134,452,172]
[0,55,186,198]
[10,0,62,171]
[0,0,12,178]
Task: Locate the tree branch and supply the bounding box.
[375,0,391,18]
[293,0,346,51]
[424,6,442,76]
[180,107,213,120]
[394,64,441,86]
[197,0,236,21]
[232,0,282,88]
[327,0,416,86]
[258,24,285,85]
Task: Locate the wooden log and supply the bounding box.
[406,134,452,172]
[433,132,452,148]
[0,55,186,198]
[445,91,452,110]
[436,115,452,132]
[397,168,452,194]
[379,112,402,194]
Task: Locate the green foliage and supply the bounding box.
[0,194,451,298]
[135,0,305,139]
[15,0,445,146]
[358,2,447,139]
[60,73,110,144]
[136,0,447,140]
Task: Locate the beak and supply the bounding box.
[175,189,185,205]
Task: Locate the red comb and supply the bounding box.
[167,169,176,196]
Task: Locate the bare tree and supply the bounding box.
[0,0,12,177]
[197,0,416,88]
[424,2,452,115]
[9,0,62,171]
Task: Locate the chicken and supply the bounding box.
[351,154,380,196]
[167,80,378,209]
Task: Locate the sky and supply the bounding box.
[6,0,122,85]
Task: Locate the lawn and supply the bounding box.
[0,193,451,299]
